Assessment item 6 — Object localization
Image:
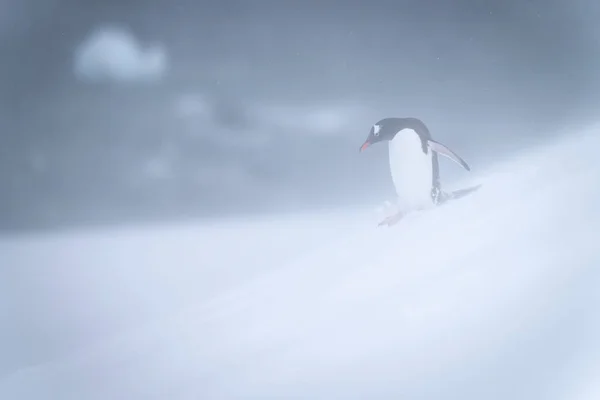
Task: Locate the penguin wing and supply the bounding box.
[427,139,471,171]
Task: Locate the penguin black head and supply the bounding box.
[359,118,409,152]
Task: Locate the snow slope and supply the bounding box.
[1,126,600,399]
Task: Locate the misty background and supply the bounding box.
[4,2,600,398]
[2,0,600,232]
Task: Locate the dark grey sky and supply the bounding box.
[1,0,600,231]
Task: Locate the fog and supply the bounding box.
[2,1,600,398]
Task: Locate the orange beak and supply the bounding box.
[359,141,370,152]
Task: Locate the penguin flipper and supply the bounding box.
[427,139,470,171]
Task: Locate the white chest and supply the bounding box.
[388,129,434,211]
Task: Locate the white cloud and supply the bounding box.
[173,93,212,119]
[254,102,370,136]
[73,26,168,83]
[141,157,173,180]
[193,164,254,188]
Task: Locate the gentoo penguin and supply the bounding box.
[359,117,471,226]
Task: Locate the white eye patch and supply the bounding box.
[373,124,381,136]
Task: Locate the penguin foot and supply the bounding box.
[378,211,405,227]
[432,187,451,205]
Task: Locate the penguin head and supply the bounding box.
[359,118,404,152]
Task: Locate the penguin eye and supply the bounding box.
[373,124,381,136]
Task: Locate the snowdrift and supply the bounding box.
[1,126,600,399]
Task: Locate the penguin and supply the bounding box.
[359,117,471,226]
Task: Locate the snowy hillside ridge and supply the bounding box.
[1,125,600,399]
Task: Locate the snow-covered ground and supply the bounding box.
[1,125,600,399]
